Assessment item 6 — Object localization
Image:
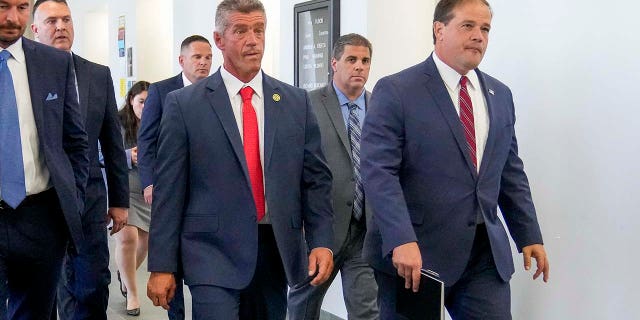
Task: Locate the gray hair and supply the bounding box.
[215,0,266,33]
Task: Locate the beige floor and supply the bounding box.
[104,234,342,320]
[106,233,192,320]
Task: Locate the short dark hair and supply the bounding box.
[432,0,492,44]
[33,0,68,17]
[180,35,211,52]
[332,33,372,60]
[215,0,265,33]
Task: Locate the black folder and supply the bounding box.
[396,269,444,320]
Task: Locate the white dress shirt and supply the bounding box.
[181,72,193,87]
[433,51,490,171]
[1,38,51,197]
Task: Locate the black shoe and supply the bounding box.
[126,307,140,316]
[117,270,127,298]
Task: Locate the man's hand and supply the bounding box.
[522,244,550,282]
[308,247,333,286]
[143,185,153,205]
[131,146,138,165]
[106,207,128,235]
[392,242,422,292]
[147,272,176,310]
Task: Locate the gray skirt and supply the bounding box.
[128,169,151,232]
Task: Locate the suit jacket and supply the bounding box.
[361,55,543,286]
[309,85,371,254]
[73,54,128,208]
[22,38,89,250]
[147,70,334,289]
[137,73,183,190]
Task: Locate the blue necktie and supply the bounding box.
[0,50,26,209]
[347,102,363,220]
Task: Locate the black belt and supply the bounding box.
[0,188,56,212]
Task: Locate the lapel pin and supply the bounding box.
[488,89,495,95]
[272,93,281,102]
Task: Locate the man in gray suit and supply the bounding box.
[287,33,378,320]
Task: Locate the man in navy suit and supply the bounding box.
[0,0,89,319]
[361,0,550,319]
[137,34,212,320]
[31,1,129,319]
[146,0,334,319]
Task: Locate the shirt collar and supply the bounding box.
[181,72,192,87]
[332,81,366,110]
[2,37,25,64]
[220,66,263,99]
[432,51,481,92]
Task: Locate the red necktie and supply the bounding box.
[240,86,265,221]
[459,76,477,168]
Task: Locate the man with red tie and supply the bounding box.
[146,0,334,319]
[361,0,550,319]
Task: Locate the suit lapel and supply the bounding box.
[423,56,478,179]
[205,72,251,187]
[72,54,89,118]
[262,73,280,171]
[475,70,497,179]
[323,85,351,158]
[22,38,46,135]
[173,73,184,89]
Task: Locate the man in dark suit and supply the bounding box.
[0,0,89,319]
[146,0,334,319]
[287,33,378,320]
[30,1,129,319]
[137,34,212,320]
[361,0,550,319]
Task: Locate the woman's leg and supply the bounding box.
[114,225,141,310]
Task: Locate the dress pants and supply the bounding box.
[190,224,287,320]
[0,189,68,320]
[55,177,111,320]
[375,224,511,320]
[287,217,379,320]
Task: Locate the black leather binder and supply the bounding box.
[396,269,444,320]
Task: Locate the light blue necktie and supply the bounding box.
[0,50,26,208]
[347,102,363,220]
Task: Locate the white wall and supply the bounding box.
[482,0,640,318]
[67,0,640,318]
[171,0,220,75]
[136,0,173,83]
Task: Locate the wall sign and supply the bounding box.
[294,0,340,90]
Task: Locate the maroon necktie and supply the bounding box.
[240,86,265,221]
[459,76,477,168]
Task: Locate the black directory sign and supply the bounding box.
[294,0,340,90]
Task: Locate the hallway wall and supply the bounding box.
[64,1,640,318]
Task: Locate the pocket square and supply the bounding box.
[46,92,58,101]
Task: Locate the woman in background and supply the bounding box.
[115,81,150,316]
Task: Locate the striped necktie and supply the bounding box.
[347,102,363,220]
[459,76,477,169]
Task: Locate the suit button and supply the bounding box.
[346,201,353,207]
[468,221,475,227]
